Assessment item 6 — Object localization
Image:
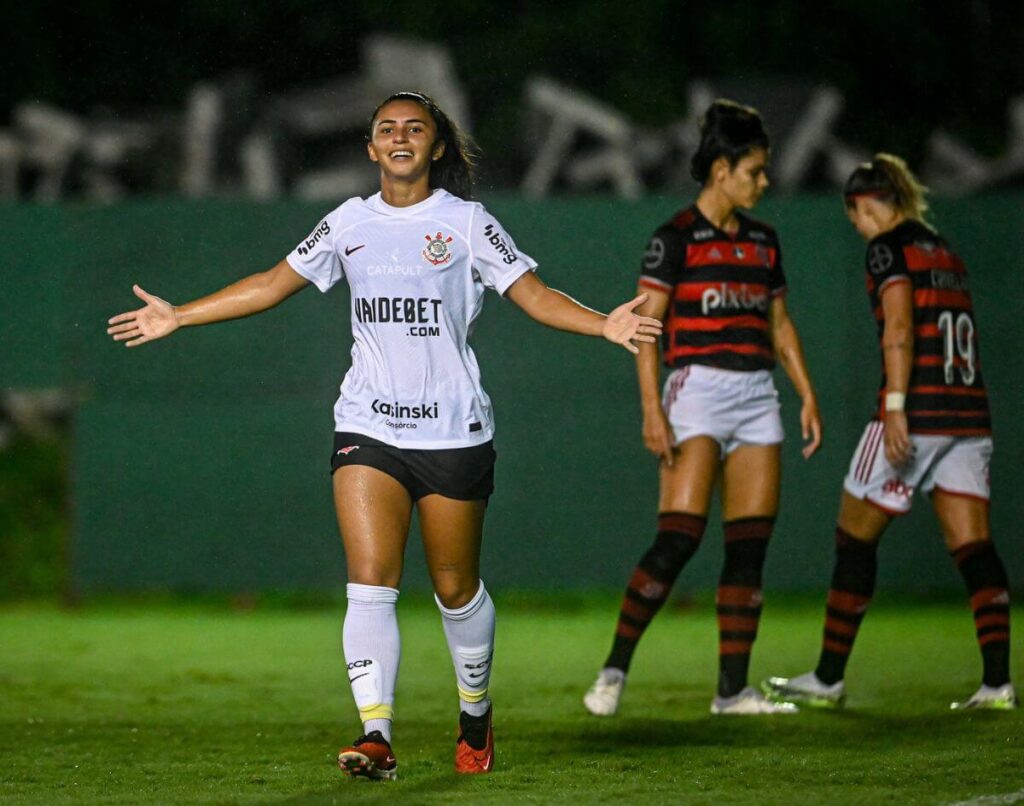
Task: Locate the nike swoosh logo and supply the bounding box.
[468,671,487,679]
[345,244,366,256]
[348,673,369,683]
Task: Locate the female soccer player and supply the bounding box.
[583,99,822,717]
[107,91,662,779]
[763,155,1015,710]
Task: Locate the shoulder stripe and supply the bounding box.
[671,209,698,229]
[904,245,965,272]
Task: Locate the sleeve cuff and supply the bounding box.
[285,254,333,293]
[877,275,911,295]
[495,260,538,297]
[639,275,672,292]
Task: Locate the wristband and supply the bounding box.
[885,392,906,412]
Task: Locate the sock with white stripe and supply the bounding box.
[436,581,495,717]
[343,583,400,742]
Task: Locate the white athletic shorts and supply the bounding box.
[662,365,784,457]
[843,420,992,515]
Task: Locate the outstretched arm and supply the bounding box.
[107,259,309,347]
[504,272,662,354]
[770,295,823,458]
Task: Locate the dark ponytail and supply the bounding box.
[369,91,479,199]
[690,99,770,184]
[843,153,929,222]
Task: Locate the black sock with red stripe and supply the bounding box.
[604,512,707,672]
[814,528,878,686]
[952,540,1011,688]
[716,517,773,698]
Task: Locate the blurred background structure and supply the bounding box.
[3,2,1024,202]
[2,1,1023,598]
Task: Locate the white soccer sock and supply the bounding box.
[436,581,495,717]
[343,583,400,742]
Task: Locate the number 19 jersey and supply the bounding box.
[864,219,990,436]
[286,189,537,449]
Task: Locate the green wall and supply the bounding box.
[3,195,1021,593]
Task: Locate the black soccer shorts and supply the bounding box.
[330,431,496,502]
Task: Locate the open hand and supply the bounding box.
[603,293,663,354]
[107,285,179,347]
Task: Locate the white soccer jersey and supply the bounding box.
[286,189,537,449]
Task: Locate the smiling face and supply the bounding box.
[713,147,770,210]
[367,99,446,185]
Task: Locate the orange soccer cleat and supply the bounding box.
[337,730,397,781]
[455,707,494,774]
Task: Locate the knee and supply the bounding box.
[722,518,774,564]
[945,533,990,554]
[434,578,481,610]
[641,512,707,575]
[347,562,402,590]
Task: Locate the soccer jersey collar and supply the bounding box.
[691,204,748,241]
[367,188,450,216]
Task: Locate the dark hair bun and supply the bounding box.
[690,99,769,184]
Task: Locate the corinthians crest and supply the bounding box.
[422,231,454,265]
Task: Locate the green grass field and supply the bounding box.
[1,595,1021,805]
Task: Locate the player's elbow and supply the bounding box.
[252,268,294,311]
[771,320,794,354]
[520,286,559,324]
[883,319,912,347]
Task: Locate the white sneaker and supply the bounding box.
[950,683,1018,711]
[711,686,799,715]
[583,668,625,716]
[762,672,846,709]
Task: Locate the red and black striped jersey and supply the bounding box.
[638,205,786,371]
[864,219,990,436]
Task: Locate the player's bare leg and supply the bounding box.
[933,492,1015,710]
[419,494,486,609]
[335,466,412,589]
[658,436,721,515]
[585,437,718,716]
[720,442,781,517]
[764,492,888,708]
[334,467,412,780]
[837,492,891,542]
[932,490,989,551]
[711,444,794,714]
[419,495,495,772]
